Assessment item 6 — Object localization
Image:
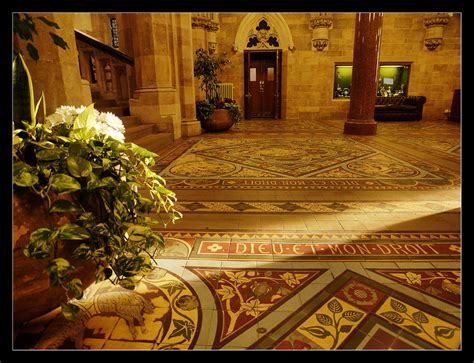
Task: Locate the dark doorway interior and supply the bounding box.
[244,50,282,119]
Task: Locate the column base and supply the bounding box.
[181,119,202,136]
[343,120,377,135]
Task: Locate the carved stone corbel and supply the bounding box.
[424,13,450,51]
[310,13,333,51]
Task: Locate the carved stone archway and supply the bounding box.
[233,13,295,52]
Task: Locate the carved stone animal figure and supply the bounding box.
[34,290,154,349]
[89,291,155,339]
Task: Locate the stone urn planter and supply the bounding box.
[201,108,235,132]
[13,190,96,326]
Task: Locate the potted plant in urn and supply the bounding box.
[193,48,241,132]
[13,53,182,325]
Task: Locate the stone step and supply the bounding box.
[125,124,157,141]
[94,98,118,108]
[131,133,174,154]
[97,106,130,117]
[120,115,140,128]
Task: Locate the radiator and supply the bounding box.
[216,83,234,100]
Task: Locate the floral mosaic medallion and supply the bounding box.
[371,269,461,306]
[28,268,201,350]
[187,267,327,349]
[251,271,460,350]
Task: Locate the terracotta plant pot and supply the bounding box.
[201,108,235,132]
[13,190,96,325]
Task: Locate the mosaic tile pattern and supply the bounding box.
[191,239,460,261]
[370,269,460,306]
[157,136,459,190]
[150,119,460,191]
[187,267,327,349]
[16,269,201,350]
[174,200,460,214]
[250,270,460,350]
[13,119,461,351]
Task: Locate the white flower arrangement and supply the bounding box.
[45,104,126,142]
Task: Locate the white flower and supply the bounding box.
[45,104,126,142]
[101,112,125,133]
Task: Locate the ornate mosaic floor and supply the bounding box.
[156,121,459,191]
[14,119,462,351]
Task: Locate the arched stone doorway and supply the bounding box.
[233,14,295,120]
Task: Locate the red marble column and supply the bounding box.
[344,13,383,135]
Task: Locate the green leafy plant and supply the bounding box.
[193,48,242,124]
[195,100,215,123]
[193,48,229,102]
[13,13,69,61]
[13,53,182,319]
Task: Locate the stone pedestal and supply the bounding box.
[344,13,383,136]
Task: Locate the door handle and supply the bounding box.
[259,81,264,92]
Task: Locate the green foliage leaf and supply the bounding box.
[72,243,92,260]
[130,143,157,158]
[434,326,457,339]
[73,104,96,130]
[327,299,343,313]
[49,174,81,194]
[49,32,69,49]
[95,265,113,282]
[68,141,90,157]
[36,148,62,161]
[76,212,96,228]
[301,326,331,339]
[24,228,57,259]
[92,223,110,236]
[412,311,429,324]
[67,278,84,299]
[26,42,39,61]
[67,155,92,177]
[14,171,39,187]
[45,258,75,286]
[315,313,333,326]
[390,299,408,313]
[13,53,35,127]
[87,176,117,190]
[13,161,32,175]
[119,277,136,290]
[61,302,80,321]
[58,223,90,240]
[342,310,364,322]
[50,199,84,213]
[37,16,60,29]
[380,311,405,324]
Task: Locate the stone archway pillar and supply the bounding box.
[128,13,182,139]
[344,13,383,135]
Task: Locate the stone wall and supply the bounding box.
[215,12,461,121]
[17,13,85,115]
[73,13,133,57]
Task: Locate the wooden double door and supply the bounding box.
[244,50,282,119]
